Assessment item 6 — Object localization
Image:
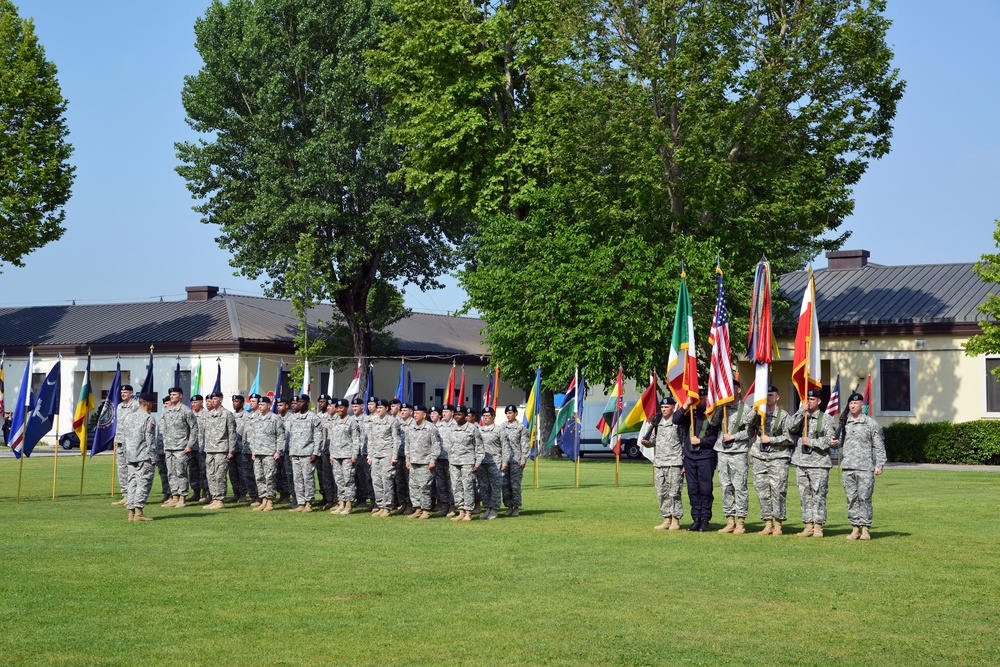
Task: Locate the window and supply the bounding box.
[985,359,1000,413]
[319,372,331,396]
[433,387,444,409]
[177,371,191,397]
[412,382,426,406]
[472,384,484,411]
[879,357,911,413]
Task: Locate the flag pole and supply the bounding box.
[574,367,580,489]
[533,421,541,490]
[80,450,86,502]
[52,412,60,500]
[16,453,24,503]
[111,444,117,498]
[614,433,619,488]
[16,346,33,503]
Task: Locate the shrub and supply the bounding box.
[884,420,1000,465]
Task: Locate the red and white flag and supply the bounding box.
[343,360,361,401]
[792,269,822,402]
[706,266,735,416]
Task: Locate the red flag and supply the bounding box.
[792,270,822,402]
[492,366,500,409]
[445,361,456,405]
[862,375,873,416]
[706,266,735,416]
[457,365,466,407]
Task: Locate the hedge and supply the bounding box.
[883,420,1000,465]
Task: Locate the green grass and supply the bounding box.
[1,454,998,666]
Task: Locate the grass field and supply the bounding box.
[0,453,997,666]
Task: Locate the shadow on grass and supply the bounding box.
[516,509,564,516]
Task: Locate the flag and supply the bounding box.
[24,359,61,457]
[344,361,361,402]
[365,364,374,414]
[91,362,121,457]
[7,351,33,459]
[706,266,735,417]
[523,367,541,458]
[395,359,406,402]
[174,360,181,389]
[73,354,95,454]
[546,372,579,454]
[212,358,222,395]
[748,257,778,416]
[248,358,262,411]
[445,361,456,406]
[406,370,412,404]
[326,363,335,398]
[0,352,5,416]
[616,374,658,436]
[556,369,585,461]
[492,366,500,409]
[482,370,496,417]
[667,272,699,405]
[791,269,822,402]
[457,365,466,407]
[191,359,203,399]
[300,357,310,397]
[140,351,154,395]
[274,359,285,402]
[863,375,873,415]
[826,374,840,416]
[596,368,623,446]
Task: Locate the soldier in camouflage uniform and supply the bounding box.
[392,402,414,514]
[287,394,324,513]
[405,405,443,519]
[123,394,158,522]
[790,388,838,538]
[327,399,361,515]
[644,397,684,531]
[352,398,375,511]
[112,384,140,506]
[154,397,171,503]
[314,394,337,509]
[839,392,886,541]
[201,391,237,510]
[160,387,199,508]
[275,397,295,506]
[249,397,285,512]
[230,394,258,503]
[500,405,530,517]
[187,394,210,504]
[750,386,794,535]
[446,406,484,522]
[432,404,457,516]
[476,407,503,520]
[366,399,402,517]
[713,381,754,534]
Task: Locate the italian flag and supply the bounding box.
[667,273,699,405]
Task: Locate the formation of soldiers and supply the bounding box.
[643,381,887,540]
[113,384,534,523]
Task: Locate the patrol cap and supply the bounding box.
[806,389,822,399]
[660,396,676,406]
[482,406,496,416]
[232,394,245,401]
[318,393,332,401]
[139,392,155,404]
[351,397,364,405]
[191,394,204,402]
[413,404,428,413]
[375,398,389,408]
[767,385,779,393]
[504,404,518,414]
[334,398,349,407]
[168,386,184,394]
[848,392,865,403]
[259,396,272,404]
[297,393,311,403]
[442,403,456,412]
[121,384,134,392]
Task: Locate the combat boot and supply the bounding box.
[460,510,472,521]
[233,493,244,504]
[408,507,424,519]
[472,501,482,515]
[134,508,153,522]
[797,522,814,537]
[417,509,432,519]
[718,516,736,533]
[451,510,464,522]
[432,505,449,518]
[654,518,670,530]
[112,497,128,506]
[173,495,185,508]
[860,526,871,541]
[847,525,860,540]
[160,493,171,504]
[198,495,211,505]
[188,489,201,503]
[812,523,824,538]
[322,500,337,511]
[301,501,313,513]
[759,519,774,535]
[162,496,177,507]
[278,492,290,504]
[486,508,499,520]
[733,517,746,534]
[401,503,415,516]
[128,509,135,522]
[771,519,783,536]
[504,506,515,517]
[289,503,304,512]
[339,501,353,515]
[511,507,520,517]
[330,501,344,515]
[262,498,274,512]
[668,516,679,530]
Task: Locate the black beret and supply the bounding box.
[442,403,456,412]
[482,406,496,415]
[191,394,204,401]
[259,396,272,404]
[429,406,441,414]
[334,398,348,407]
[297,393,311,403]
[276,396,289,404]
[232,394,245,401]
[210,391,225,399]
[351,397,364,405]
[848,392,865,403]
[457,405,471,415]
[807,389,822,398]
[121,384,133,392]
[400,402,412,410]
[168,386,184,394]
[162,397,170,404]
[139,393,155,403]
[413,404,428,413]
[504,404,518,414]
[767,385,779,393]
[318,394,331,401]
[390,398,401,405]
[375,398,389,407]
[248,393,262,399]
[660,396,676,406]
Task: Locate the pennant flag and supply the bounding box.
[826,373,840,417]
[616,374,658,436]
[326,363,335,398]
[344,360,361,402]
[706,266,735,416]
[191,359,203,400]
[174,360,181,389]
[457,365,466,407]
[364,364,374,414]
[492,366,500,409]
[24,359,61,457]
[482,370,496,417]
[274,359,285,402]
[792,269,822,402]
[445,361,456,406]
[748,257,778,416]
[141,351,154,395]
[863,375,873,415]
[395,359,406,402]
[546,372,579,454]
[0,352,5,416]
[300,357,310,397]
[248,358,262,411]
[596,368,623,446]
[73,354,95,454]
[91,362,121,457]
[7,351,33,459]
[667,272,699,405]
[212,358,222,395]
[523,367,541,458]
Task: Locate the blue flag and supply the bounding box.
[6,350,33,459]
[212,359,222,394]
[556,370,584,461]
[24,360,61,457]
[395,359,406,402]
[274,359,285,403]
[141,352,154,395]
[174,360,181,389]
[91,362,121,457]
[248,358,261,411]
[365,364,374,414]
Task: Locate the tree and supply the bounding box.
[176,0,470,379]
[964,219,1000,370]
[0,0,74,271]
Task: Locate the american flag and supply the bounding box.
[826,373,840,416]
[706,266,735,416]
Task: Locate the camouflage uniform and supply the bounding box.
[278,411,294,496]
[231,409,258,499]
[446,422,485,511]
[393,417,412,507]
[790,408,837,525]
[328,413,362,503]
[368,414,402,510]
[405,420,443,511]
[315,410,337,504]
[477,421,503,511]
[124,411,157,510]
[159,403,198,496]
[287,411,323,504]
[647,415,684,520]
[713,402,755,518]
[154,426,170,498]
[840,414,886,527]
[188,408,209,495]
[434,419,456,506]
[750,407,794,522]
[202,407,237,501]
[500,420,530,509]
[114,399,140,499]
[249,411,285,499]
[355,413,375,505]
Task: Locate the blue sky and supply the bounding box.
[3,0,998,313]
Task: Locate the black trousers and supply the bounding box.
[684,455,717,521]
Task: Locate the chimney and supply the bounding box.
[825,249,870,270]
[186,285,220,301]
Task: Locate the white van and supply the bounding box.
[575,400,645,459]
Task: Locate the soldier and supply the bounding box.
[187,394,210,504]
[790,388,838,538]
[644,396,684,531]
[352,397,375,511]
[405,405,443,519]
[287,394,324,513]
[123,393,158,522]
[392,402,414,515]
[447,406,484,522]
[230,394,258,504]
[476,407,503,521]
[154,396,171,503]
[674,390,719,531]
[315,394,337,509]
[750,385,794,535]
[714,381,754,534]
[500,405,530,517]
[160,387,199,508]
[275,397,296,507]
[433,403,457,516]
[112,384,140,507]
[367,398,402,517]
[327,398,361,515]
[249,397,285,512]
[201,391,237,510]
[839,392,886,541]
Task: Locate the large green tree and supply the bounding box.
[0,0,74,271]
[964,219,1000,369]
[176,0,470,381]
